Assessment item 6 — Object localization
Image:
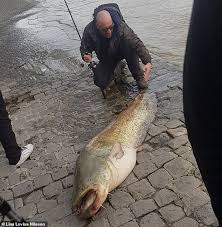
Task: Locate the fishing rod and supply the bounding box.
[63,0,82,41]
[63,0,96,70]
[63,1,95,68]
[63,0,106,99]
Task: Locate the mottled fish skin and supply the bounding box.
[72,92,157,218]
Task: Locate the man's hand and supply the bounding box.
[143,63,152,81]
[83,53,92,63]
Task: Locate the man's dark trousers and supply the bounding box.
[93,42,144,90]
[0,91,21,164]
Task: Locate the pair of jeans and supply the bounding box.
[0,91,21,164]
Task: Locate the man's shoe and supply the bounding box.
[16,144,34,167]
[136,78,148,89]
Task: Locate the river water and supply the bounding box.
[14,0,193,67]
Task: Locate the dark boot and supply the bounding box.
[136,77,148,89]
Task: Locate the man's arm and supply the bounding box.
[122,23,152,81]
[122,23,152,65]
[80,24,94,62]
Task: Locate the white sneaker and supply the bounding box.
[16,144,34,167]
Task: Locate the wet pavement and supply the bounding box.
[0,0,36,24]
[0,1,219,227]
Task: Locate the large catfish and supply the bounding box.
[72,92,157,218]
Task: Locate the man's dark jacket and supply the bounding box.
[80,3,151,64]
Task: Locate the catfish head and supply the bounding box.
[72,149,111,218]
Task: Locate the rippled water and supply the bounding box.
[16,0,193,67]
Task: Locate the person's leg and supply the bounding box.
[120,43,147,89]
[183,0,222,225]
[0,91,21,164]
[92,61,118,90]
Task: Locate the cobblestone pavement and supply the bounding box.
[0,48,219,227]
[0,1,219,226]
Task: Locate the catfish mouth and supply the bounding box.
[75,188,102,218]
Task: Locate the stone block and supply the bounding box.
[61,175,73,188]
[164,157,194,178]
[140,212,165,227]
[13,181,34,197]
[172,217,199,227]
[154,189,177,207]
[34,174,52,189]
[108,191,135,209]
[130,199,157,218]
[37,199,57,213]
[128,179,155,200]
[52,167,68,181]
[24,190,43,204]
[133,161,157,179]
[159,204,185,223]
[17,203,37,219]
[148,168,173,189]
[107,208,134,227]
[43,181,63,199]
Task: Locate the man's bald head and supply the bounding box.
[96,10,112,27]
[96,10,113,38]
